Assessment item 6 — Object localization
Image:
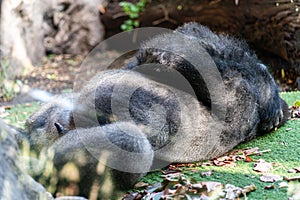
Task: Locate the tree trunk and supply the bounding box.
[1,0,47,78]
[101,0,300,89]
[0,0,104,79]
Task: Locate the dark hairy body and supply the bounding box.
[24,23,289,198]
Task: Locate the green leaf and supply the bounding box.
[293,100,300,108]
[129,13,139,18]
[119,2,125,6]
[120,24,128,31]
[123,6,130,13]
[133,20,139,27]
[125,20,133,25]
[130,5,140,13]
[119,2,131,7]
[137,1,145,8]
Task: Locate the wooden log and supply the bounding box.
[101,0,300,89]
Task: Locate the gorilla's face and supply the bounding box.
[25,103,73,149]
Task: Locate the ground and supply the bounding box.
[0,51,130,105]
[20,54,83,94]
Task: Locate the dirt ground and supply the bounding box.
[0,51,134,106]
[20,54,84,94]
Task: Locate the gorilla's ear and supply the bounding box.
[54,122,67,135]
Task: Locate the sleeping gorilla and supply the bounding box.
[24,22,289,198]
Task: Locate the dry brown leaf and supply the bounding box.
[224,184,256,199]
[260,174,283,182]
[210,147,270,168]
[163,172,183,181]
[244,147,260,156]
[202,181,223,192]
[123,173,257,200]
[162,167,182,175]
[245,156,254,162]
[134,182,150,188]
[285,176,300,181]
[294,167,300,172]
[213,159,237,167]
[253,159,273,173]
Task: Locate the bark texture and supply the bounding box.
[0,0,104,78]
[101,0,300,88]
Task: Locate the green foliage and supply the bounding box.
[293,100,300,108]
[119,0,147,31]
[0,60,24,101]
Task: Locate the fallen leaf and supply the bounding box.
[213,159,237,167]
[210,147,270,168]
[284,176,300,181]
[173,163,195,168]
[294,167,300,172]
[253,159,273,173]
[264,185,275,190]
[224,184,256,199]
[142,191,163,200]
[244,147,260,156]
[201,170,214,177]
[260,174,283,182]
[191,183,204,190]
[288,169,298,174]
[162,172,183,181]
[146,183,163,193]
[134,182,149,188]
[224,184,241,199]
[245,156,254,162]
[202,182,222,192]
[201,162,214,167]
[122,191,147,200]
[123,174,255,200]
[289,104,300,118]
[162,168,182,175]
[279,182,289,188]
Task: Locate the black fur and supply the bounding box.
[131,22,288,134]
